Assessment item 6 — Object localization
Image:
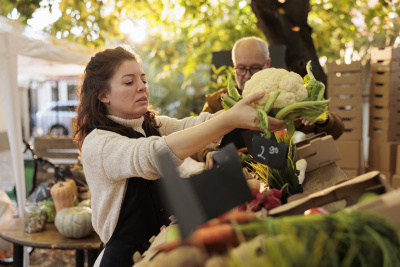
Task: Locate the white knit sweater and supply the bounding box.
[82,112,219,245]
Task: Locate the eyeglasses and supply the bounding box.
[234,63,266,76]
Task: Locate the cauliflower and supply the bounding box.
[242,68,308,109]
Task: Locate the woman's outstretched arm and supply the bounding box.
[165,92,286,160]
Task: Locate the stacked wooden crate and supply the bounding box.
[368,47,400,186]
[327,61,365,178]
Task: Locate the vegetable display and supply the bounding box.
[246,129,301,197]
[221,61,330,138]
[137,210,400,267]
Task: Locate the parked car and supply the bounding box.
[34,100,78,136]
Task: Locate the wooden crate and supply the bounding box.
[329,104,362,121]
[370,91,400,108]
[330,94,362,108]
[327,61,361,73]
[327,84,362,97]
[327,72,361,86]
[371,47,400,62]
[370,78,400,95]
[371,60,400,72]
[371,70,400,84]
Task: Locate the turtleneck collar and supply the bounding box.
[106,115,146,136]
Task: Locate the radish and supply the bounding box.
[251,188,260,199]
[237,203,247,212]
[256,192,269,204]
[264,196,281,210]
[248,199,263,212]
[267,183,288,200]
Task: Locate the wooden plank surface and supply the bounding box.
[0,217,101,250]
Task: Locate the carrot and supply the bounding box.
[158,211,256,252]
[201,210,256,228]
[188,224,236,245]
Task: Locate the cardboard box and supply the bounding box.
[369,115,400,131]
[329,103,362,121]
[392,174,400,189]
[341,168,361,179]
[368,140,399,172]
[370,91,400,108]
[339,119,363,140]
[396,145,400,174]
[369,106,400,123]
[327,84,362,97]
[330,94,362,107]
[371,46,400,61]
[295,134,341,172]
[371,70,400,85]
[346,188,400,229]
[370,77,400,96]
[371,60,400,72]
[327,61,361,73]
[335,140,364,169]
[369,107,400,141]
[369,128,400,142]
[269,171,391,217]
[328,72,361,85]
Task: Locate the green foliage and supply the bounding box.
[206,65,236,94]
[309,0,400,64]
[3,0,400,116]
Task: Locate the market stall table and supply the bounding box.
[0,217,101,267]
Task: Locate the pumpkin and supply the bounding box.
[50,179,78,213]
[55,207,93,238]
[77,199,91,208]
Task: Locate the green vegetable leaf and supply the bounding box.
[227,74,242,101]
[264,90,280,114]
[221,93,238,110]
[257,109,271,139]
[304,61,326,101]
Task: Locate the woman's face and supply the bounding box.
[100,60,149,119]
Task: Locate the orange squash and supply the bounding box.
[50,179,78,213]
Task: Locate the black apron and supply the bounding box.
[99,129,170,267]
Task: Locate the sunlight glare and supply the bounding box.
[27,0,62,30]
[120,19,148,43]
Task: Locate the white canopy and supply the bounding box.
[0,16,93,217]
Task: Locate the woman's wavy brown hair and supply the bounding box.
[74,45,160,150]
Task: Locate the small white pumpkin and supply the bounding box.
[55,206,93,238]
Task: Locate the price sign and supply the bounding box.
[243,132,288,171]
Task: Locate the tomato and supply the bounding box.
[304,207,329,216]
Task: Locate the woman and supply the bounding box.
[74,45,285,266]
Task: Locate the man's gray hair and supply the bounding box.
[232,37,270,64]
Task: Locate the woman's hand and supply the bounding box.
[205,150,218,170]
[227,92,286,132]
